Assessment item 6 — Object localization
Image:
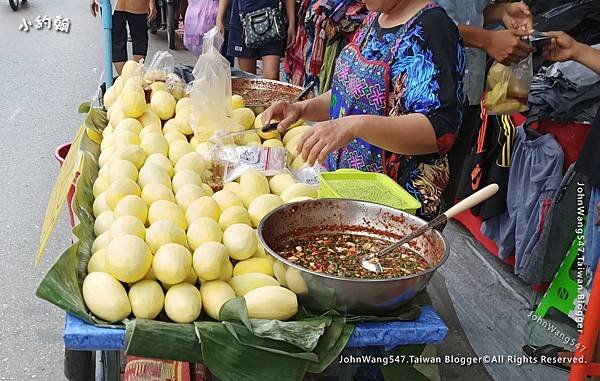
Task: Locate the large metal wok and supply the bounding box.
[258,199,449,314]
[231,78,309,114]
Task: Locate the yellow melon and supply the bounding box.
[172,170,203,194]
[148,200,187,230]
[105,178,141,209]
[186,217,222,250]
[105,235,153,283]
[145,153,175,177]
[83,272,131,322]
[110,215,146,239]
[128,280,164,319]
[153,243,193,284]
[141,183,175,205]
[145,219,188,253]
[164,283,202,323]
[222,223,257,261]
[200,280,236,320]
[193,242,229,281]
[175,184,206,211]
[140,133,169,157]
[114,195,148,223]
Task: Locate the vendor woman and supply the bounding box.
[263,0,465,221]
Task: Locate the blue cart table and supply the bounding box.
[64,306,447,380]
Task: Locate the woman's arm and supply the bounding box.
[285,0,296,47]
[297,114,439,165]
[297,91,332,123]
[284,0,296,26]
[352,114,438,155]
[262,90,332,131]
[217,0,230,34]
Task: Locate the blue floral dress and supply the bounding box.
[326,5,465,220]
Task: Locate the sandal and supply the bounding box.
[522,344,571,372]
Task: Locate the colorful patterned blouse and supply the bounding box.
[349,8,465,219]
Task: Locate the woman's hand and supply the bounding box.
[543,31,583,62]
[216,18,225,35]
[287,26,296,49]
[90,0,99,17]
[502,2,532,31]
[297,117,358,166]
[262,101,304,133]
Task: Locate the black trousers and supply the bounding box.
[112,11,149,62]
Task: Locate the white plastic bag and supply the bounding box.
[144,51,175,83]
[189,27,232,136]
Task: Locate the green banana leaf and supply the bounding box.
[196,322,310,381]
[191,297,353,381]
[125,319,203,363]
[36,106,106,324]
[35,106,425,381]
[219,297,330,352]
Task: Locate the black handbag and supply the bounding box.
[238,0,286,49]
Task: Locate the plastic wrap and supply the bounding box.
[91,68,104,108]
[189,27,233,139]
[485,56,532,115]
[291,164,327,185]
[144,51,175,83]
[208,144,287,184]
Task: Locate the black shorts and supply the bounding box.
[226,26,285,59]
[112,11,149,62]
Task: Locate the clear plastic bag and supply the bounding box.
[290,164,326,185]
[144,51,175,83]
[485,56,533,115]
[189,27,232,137]
[91,67,104,108]
[164,73,187,100]
[207,144,288,186]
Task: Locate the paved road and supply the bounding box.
[0,2,196,379]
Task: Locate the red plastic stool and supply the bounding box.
[54,142,76,228]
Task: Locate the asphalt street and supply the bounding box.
[0,1,196,379]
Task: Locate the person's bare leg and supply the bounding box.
[114,62,125,76]
[261,55,281,80]
[179,0,188,22]
[238,58,257,74]
[133,55,145,63]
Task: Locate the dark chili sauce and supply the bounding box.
[276,233,430,279]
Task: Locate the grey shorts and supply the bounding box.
[481,127,565,274]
